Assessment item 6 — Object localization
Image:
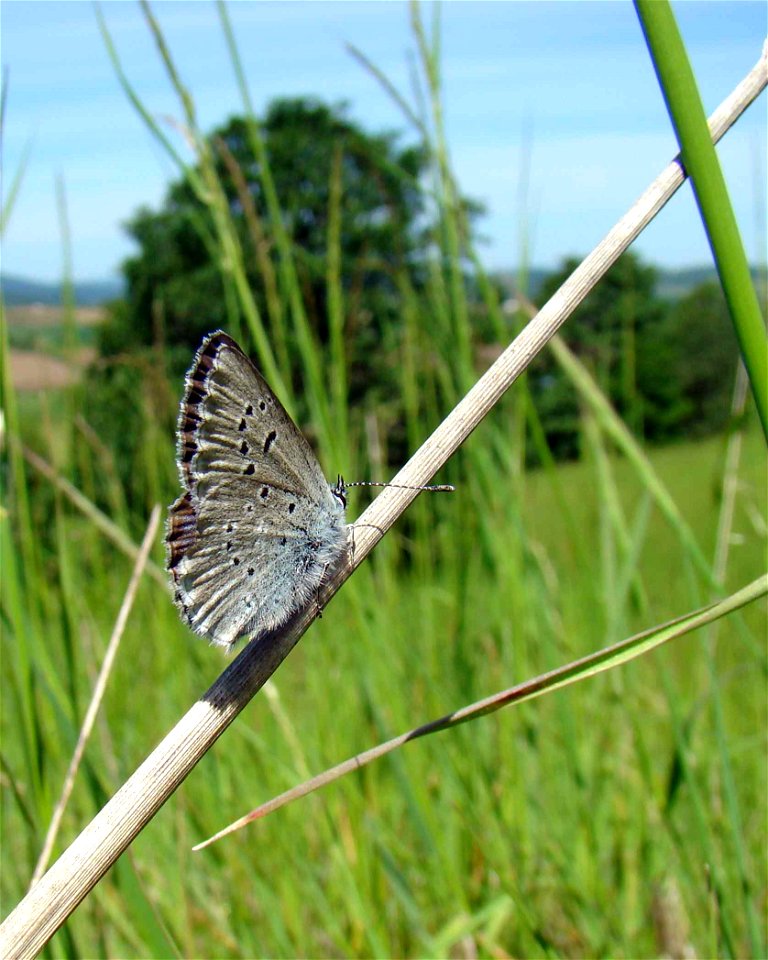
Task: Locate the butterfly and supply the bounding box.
[166,332,349,648]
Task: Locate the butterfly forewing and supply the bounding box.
[179,332,330,502]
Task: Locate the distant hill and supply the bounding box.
[494,264,766,302]
[3,265,764,308]
[655,266,722,300]
[1,274,124,307]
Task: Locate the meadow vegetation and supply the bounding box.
[1,4,766,958]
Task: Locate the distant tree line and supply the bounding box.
[528,256,742,459]
[90,97,744,476]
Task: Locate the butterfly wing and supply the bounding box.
[167,331,347,647]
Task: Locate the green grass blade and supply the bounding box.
[194,575,766,849]
[95,4,194,183]
[0,139,32,236]
[549,334,715,584]
[635,0,768,440]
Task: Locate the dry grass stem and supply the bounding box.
[30,505,160,888]
[21,444,167,587]
[28,506,161,887]
[1,45,765,960]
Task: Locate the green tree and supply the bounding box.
[531,251,669,458]
[648,280,741,438]
[101,98,431,399]
[89,96,488,488]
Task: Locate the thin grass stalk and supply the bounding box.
[30,507,161,885]
[360,11,529,542]
[614,492,653,623]
[635,3,768,440]
[0,66,32,237]
[703,621,764,956]
[20,446,167,588]
[94,5,198,187]
[394,272,439,577]
[584,413,623,637]
[0,491,46,821]
[703,367,764,957]
[106,1,272,383]
[345,43,427,139]
[410,4,473,388]
[0,309,49,813]
[523,395,596,575]
[348,18,460,393]
[655,654,738,957]
[0,139,31,236]
[713,363,751,583]
[55,180,76,352]
[1,46,764,960]
[216,1,336,452]
[95,5,245,351]
[139,0,195,123]
[326,144,349,460]
[214,135,288,375]
[74,416,130,530]
[215,1,285,345]
[465,250,531,503]
[549,334,715,584]
[194,576,767,848]
[54,175,80,498]
[139,2,284,394]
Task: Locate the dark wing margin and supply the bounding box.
[167,491,197,574]
[176,330,243,491]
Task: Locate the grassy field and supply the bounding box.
[2,350,765,957]
[2,7,766,956]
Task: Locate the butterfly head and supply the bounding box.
[331,475,347,508]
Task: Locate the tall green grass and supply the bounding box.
[2,3,766,957]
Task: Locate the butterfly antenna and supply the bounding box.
[342,478,455,493]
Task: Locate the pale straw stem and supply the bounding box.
[29,506,162,887]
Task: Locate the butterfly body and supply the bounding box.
[167,332,348,648]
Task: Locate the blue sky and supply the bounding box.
[2,1,766,283]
